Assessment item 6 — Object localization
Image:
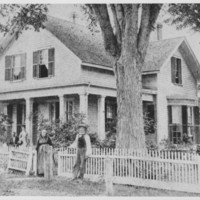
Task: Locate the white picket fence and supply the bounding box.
[58,147,200,194]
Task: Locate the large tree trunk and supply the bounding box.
[91,4,162,149]
[114,52,145,149]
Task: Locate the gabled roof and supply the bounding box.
[143,37,184,72]
[0,16,200,80]
[45,16,113,67]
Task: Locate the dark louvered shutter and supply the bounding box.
[168,105,172,142]
[5,56,12,81]
[182,106,188,136]
[48,48,55,76]
[171,57,176,84]
[194,106,200,144]
[21,53,26,79]
[33,51,39,78]
[177,58,182,84]
[168,105,172,124]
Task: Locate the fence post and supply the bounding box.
[32,149,37,176]
[105,156,113,196]
[57,151,61,176]
[44,145,53,180]
[198,155,200,186]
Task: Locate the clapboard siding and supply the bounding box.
[157,47,198,142]
[0,29,82,93]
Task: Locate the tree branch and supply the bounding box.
[123,4,139,58]
[110,4,122,49]
[91,4,120,58]
[137,4,162,63]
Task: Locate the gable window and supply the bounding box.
[5,53,26,81]
[66,100,74,121]
[171,57,182,85]
[33,48,55,78]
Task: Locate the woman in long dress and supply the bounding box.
[36,129,52,176]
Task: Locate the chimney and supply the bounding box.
[157,23,163,41]
[72,12,76,24]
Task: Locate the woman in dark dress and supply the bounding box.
[36,129,52,176]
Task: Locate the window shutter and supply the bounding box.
[48,63,54,76]
[5,56,12,68]
[21,53,26,79]
[177,58,182,84]
[194,106,200,144]
[33,51,39,78]
[5,69,11,81]
[171,57,176,83]
[33,65,38,78]
[5,56,12,81]
[182,105,188,136]
[33,51,39,65]
[21,67,25,79]
[168,105,172,124]
[194,106,200,125]
[48,48,55,76]
[48,48,55,62]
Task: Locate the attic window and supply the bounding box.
[5,53,26,81]
[33,48,55,78]
[171,57,182,85]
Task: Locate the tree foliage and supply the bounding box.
[31,111,85,148]
[0,113,12,144]
[167,4,200,31]
[0,4,48,36]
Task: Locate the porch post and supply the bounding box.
[59,95,66,122]
[79,93,88,121]
[98,95,106,140]
[12,105,17,134]
[25,98,33,146]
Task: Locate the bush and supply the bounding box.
[0,113,12,144]
[31,111,86,148]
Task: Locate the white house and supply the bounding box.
[0,16,199,146]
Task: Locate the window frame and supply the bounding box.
[33,47,55,79]
[171,56,182,86]
[5,53,26,82]
[66,98,74,121]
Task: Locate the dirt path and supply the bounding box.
[0,173,200,196]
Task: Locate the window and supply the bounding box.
[66,100,74,121]
[5,53,26,81]
[49,102,59,123]
[105,100,117,132]
[171,57,182,85]
[33,48,55,78]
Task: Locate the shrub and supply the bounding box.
[0,113,12,144]
[31,111,86,148]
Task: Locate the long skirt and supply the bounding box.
[37,145,46,175]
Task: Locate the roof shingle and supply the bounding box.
[45,16,113,67]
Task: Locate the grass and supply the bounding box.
[0,173,200,196]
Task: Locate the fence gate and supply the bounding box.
[7,148,37,175]
[58,147,200,194]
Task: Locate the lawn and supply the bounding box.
[0,173,200,196]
